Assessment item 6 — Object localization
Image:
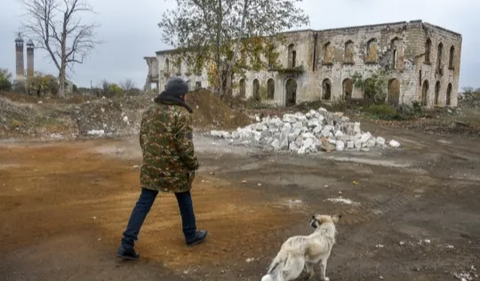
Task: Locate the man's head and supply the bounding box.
[164,77,189,101]
[153,77,193,112]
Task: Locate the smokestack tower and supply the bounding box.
[26,39,35,80]
[15,33,25,81]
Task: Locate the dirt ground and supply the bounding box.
[0,123,479,281]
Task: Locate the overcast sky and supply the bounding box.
[1,0,478,89]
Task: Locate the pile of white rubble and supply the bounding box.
[209,108,400,154]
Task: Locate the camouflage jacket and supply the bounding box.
[139,102,199,193]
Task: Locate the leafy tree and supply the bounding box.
[28,72,59,96]
[20,0,100,97]
[99,80,123,97]
[108,83,123,95]
[0,69,13,92]
[158,0,309,98]
[352,70,388,105]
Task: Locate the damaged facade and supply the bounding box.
[145,20,462,108]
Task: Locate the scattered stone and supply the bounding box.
[87,129,105,136]
[389,140,401,148]
[326,197,358,205]
[336,140,345,151]
[376,137,386,146]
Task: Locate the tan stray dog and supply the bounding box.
[261,214,341,281]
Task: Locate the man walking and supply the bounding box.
[117,77,207,260]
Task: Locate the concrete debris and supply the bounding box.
[326,197,359,205]
[389,140,401,148]
[208,108,399,154]
[87,129,105,136]
[453,272,474,281]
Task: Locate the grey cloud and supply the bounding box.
[0,0,478,89]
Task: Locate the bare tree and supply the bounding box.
[120,79,136,92]
[19,0,99,97]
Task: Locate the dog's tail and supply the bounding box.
[260,274,274,281]
[261,252,291,281]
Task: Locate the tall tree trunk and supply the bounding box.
[58,66,66,97]
[224,0,248,99]
[215,0,223,97]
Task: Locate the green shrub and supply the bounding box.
[0,69,13,92]
[13,80,27,94]
[364,104,398,119]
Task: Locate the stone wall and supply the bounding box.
[147,20,462,108]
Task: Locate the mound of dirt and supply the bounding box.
[0,89,252,140]
[187,89,253,130]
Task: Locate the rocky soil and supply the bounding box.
[0,89,252,140]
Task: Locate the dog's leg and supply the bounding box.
[319,259,329,281]
[305,263,315,280]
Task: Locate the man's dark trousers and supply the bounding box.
[121,188,196,250]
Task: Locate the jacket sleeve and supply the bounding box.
[175,110,200,171]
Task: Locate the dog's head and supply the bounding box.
[310,214,342,229]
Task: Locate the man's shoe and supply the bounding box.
[186,230,208,246]
[117,246,140,260]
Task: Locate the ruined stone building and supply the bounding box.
[14,33,35,81]
[145,20,462,108]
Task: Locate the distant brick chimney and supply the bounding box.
[26,39,35,80]
[15,33,25,81]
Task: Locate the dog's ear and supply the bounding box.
[332,214,342,223]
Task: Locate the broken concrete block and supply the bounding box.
[313,125,323,134]
[291,127,302,137]
[355,140,362,149]
[360,132,372,143]
[303,137,314,149]
[302,132,315,139]
[293,121,303,129]
[287,133,296,143]
[289,142,299,152]
[297,147,307,154]
[295,137,304,147]
[376,137,386,146]
[282,114,297,123]
[346,141,355,149]
[297,115,307,122]
[336,140,345,151]
[353,122,361,134]
[366,138,376,148]
[271,139,280,150]
[389,140,400,148]
[308,120,320,128]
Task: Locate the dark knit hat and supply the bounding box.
[164,77,189,97]
[154,77,193,113]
